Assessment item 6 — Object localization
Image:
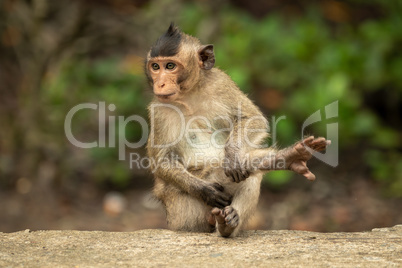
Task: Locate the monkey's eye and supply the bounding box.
[166,62,176,70]
[151,63,160,70]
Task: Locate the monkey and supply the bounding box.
[145,24,329,237]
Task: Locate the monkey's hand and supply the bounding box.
[198,182,232,209]
[223,143,250,183]
[277,136,330,181]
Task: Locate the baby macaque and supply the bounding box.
[145,24,329,237]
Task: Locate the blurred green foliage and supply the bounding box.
[43,57,149,188]
[179,1,402,194]
[11,0,400,195]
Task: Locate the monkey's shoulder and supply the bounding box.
[207,68,240,93]
[206,68,257,106]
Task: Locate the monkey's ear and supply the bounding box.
[198,45,215,70]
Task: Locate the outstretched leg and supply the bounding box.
[248,136,330,181]
[285,136,330,181]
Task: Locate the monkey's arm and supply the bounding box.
[223,99,270,182]
[251,136,330,181]
[152,159,232,208]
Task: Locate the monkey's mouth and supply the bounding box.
[156,92,176,101]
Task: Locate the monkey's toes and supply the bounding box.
[225,215,239,228]
[212,208,226,224]
[304,172,316,181]
[302,136,315,146]
[309,137,331,152]
[294,142,312,158]
[301,137,331,153]
[224,206,239,228]
[290,161,316,181]
[214,206,239,237]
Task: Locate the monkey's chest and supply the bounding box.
[181,126,228,168]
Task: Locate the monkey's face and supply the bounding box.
[146,24,215,102]
[147,57,184,103]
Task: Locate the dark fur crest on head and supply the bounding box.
[150,23,182,58]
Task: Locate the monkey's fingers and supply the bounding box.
[224,168,237,182]
[209,194,231,208]
[215,198,231,208]
[212,182,225,192]
[225,169,248,183]
[213,183,232,208]
[236,169,250,183]
[242,169,250,181]
[231,170,241,183]
[202,183,231,208]
[224,168,230,178]
[216,191,233,208]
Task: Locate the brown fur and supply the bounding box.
[145,25,329,237]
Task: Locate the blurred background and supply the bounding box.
[0,0,401,233]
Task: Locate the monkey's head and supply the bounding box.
[145,23,215,103]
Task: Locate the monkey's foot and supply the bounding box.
[212,206,239,238]
[286,136,331,181]
[303,136,330,152]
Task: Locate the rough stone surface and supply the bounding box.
[0,226,401,267]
